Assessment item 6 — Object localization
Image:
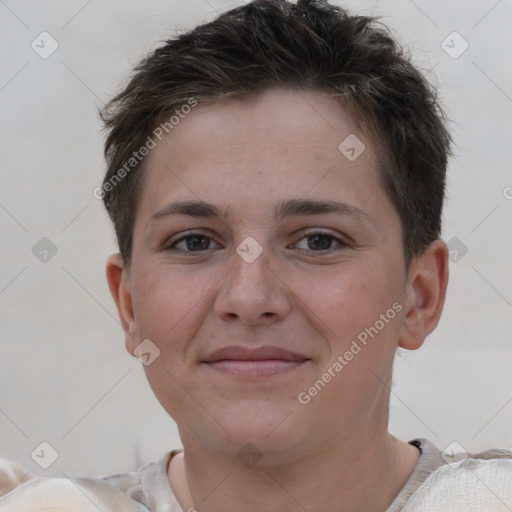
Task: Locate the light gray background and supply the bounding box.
[0,0,511,478]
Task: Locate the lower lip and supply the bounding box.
[203,359,308,377]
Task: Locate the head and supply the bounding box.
[103,0,451,461]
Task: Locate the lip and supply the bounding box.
[203,359,308,377]
[201,345,310,378]
[202,345,309,362]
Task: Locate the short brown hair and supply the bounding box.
[100,0,453,270]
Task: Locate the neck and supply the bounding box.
[169,428,420,512]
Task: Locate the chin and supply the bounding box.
[201,404,310,458]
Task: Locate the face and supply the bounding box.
[110,88,424,462]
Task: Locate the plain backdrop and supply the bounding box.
[0,0,511,478]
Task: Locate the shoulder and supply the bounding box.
[102,449,182,510]
[0,457,150,511]
[403,443,512,511]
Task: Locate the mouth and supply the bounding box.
[201,345,310,377]
[203,359,309,377]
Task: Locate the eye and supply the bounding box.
[293,231,349,254]
[165,231,220,254]
[164,230,349,256]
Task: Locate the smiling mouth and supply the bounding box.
[202,359,309,377]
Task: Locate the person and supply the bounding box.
[1,0,511,510]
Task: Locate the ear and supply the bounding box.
[105,253,138,357]
[398,239,449,350]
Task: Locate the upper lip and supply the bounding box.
[202,345,309,362]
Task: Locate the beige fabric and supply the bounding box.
[0,459,149,511]
[401,458,512,511]
[0,457,34,497]
[1,439,511,511]
[101,439,512,511]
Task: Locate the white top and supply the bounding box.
[1,439,511,511]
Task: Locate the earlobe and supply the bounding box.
[398,239,449,351]
[105,253,137,356]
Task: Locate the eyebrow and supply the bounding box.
[147,199,373,226]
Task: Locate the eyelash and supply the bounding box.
[164,230,349,256]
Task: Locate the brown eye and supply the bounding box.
[294,231,348,253]
[165,232,220,254]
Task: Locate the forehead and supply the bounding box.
[135,87,392,230]
[158,87,372,164]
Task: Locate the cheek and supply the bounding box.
[131,264,206,356]
[132,265,207,423]
[309,257,403,386]
[304,261,390,341]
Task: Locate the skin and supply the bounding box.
[106,87,449,512]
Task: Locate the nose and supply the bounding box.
[213,238,292,326]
